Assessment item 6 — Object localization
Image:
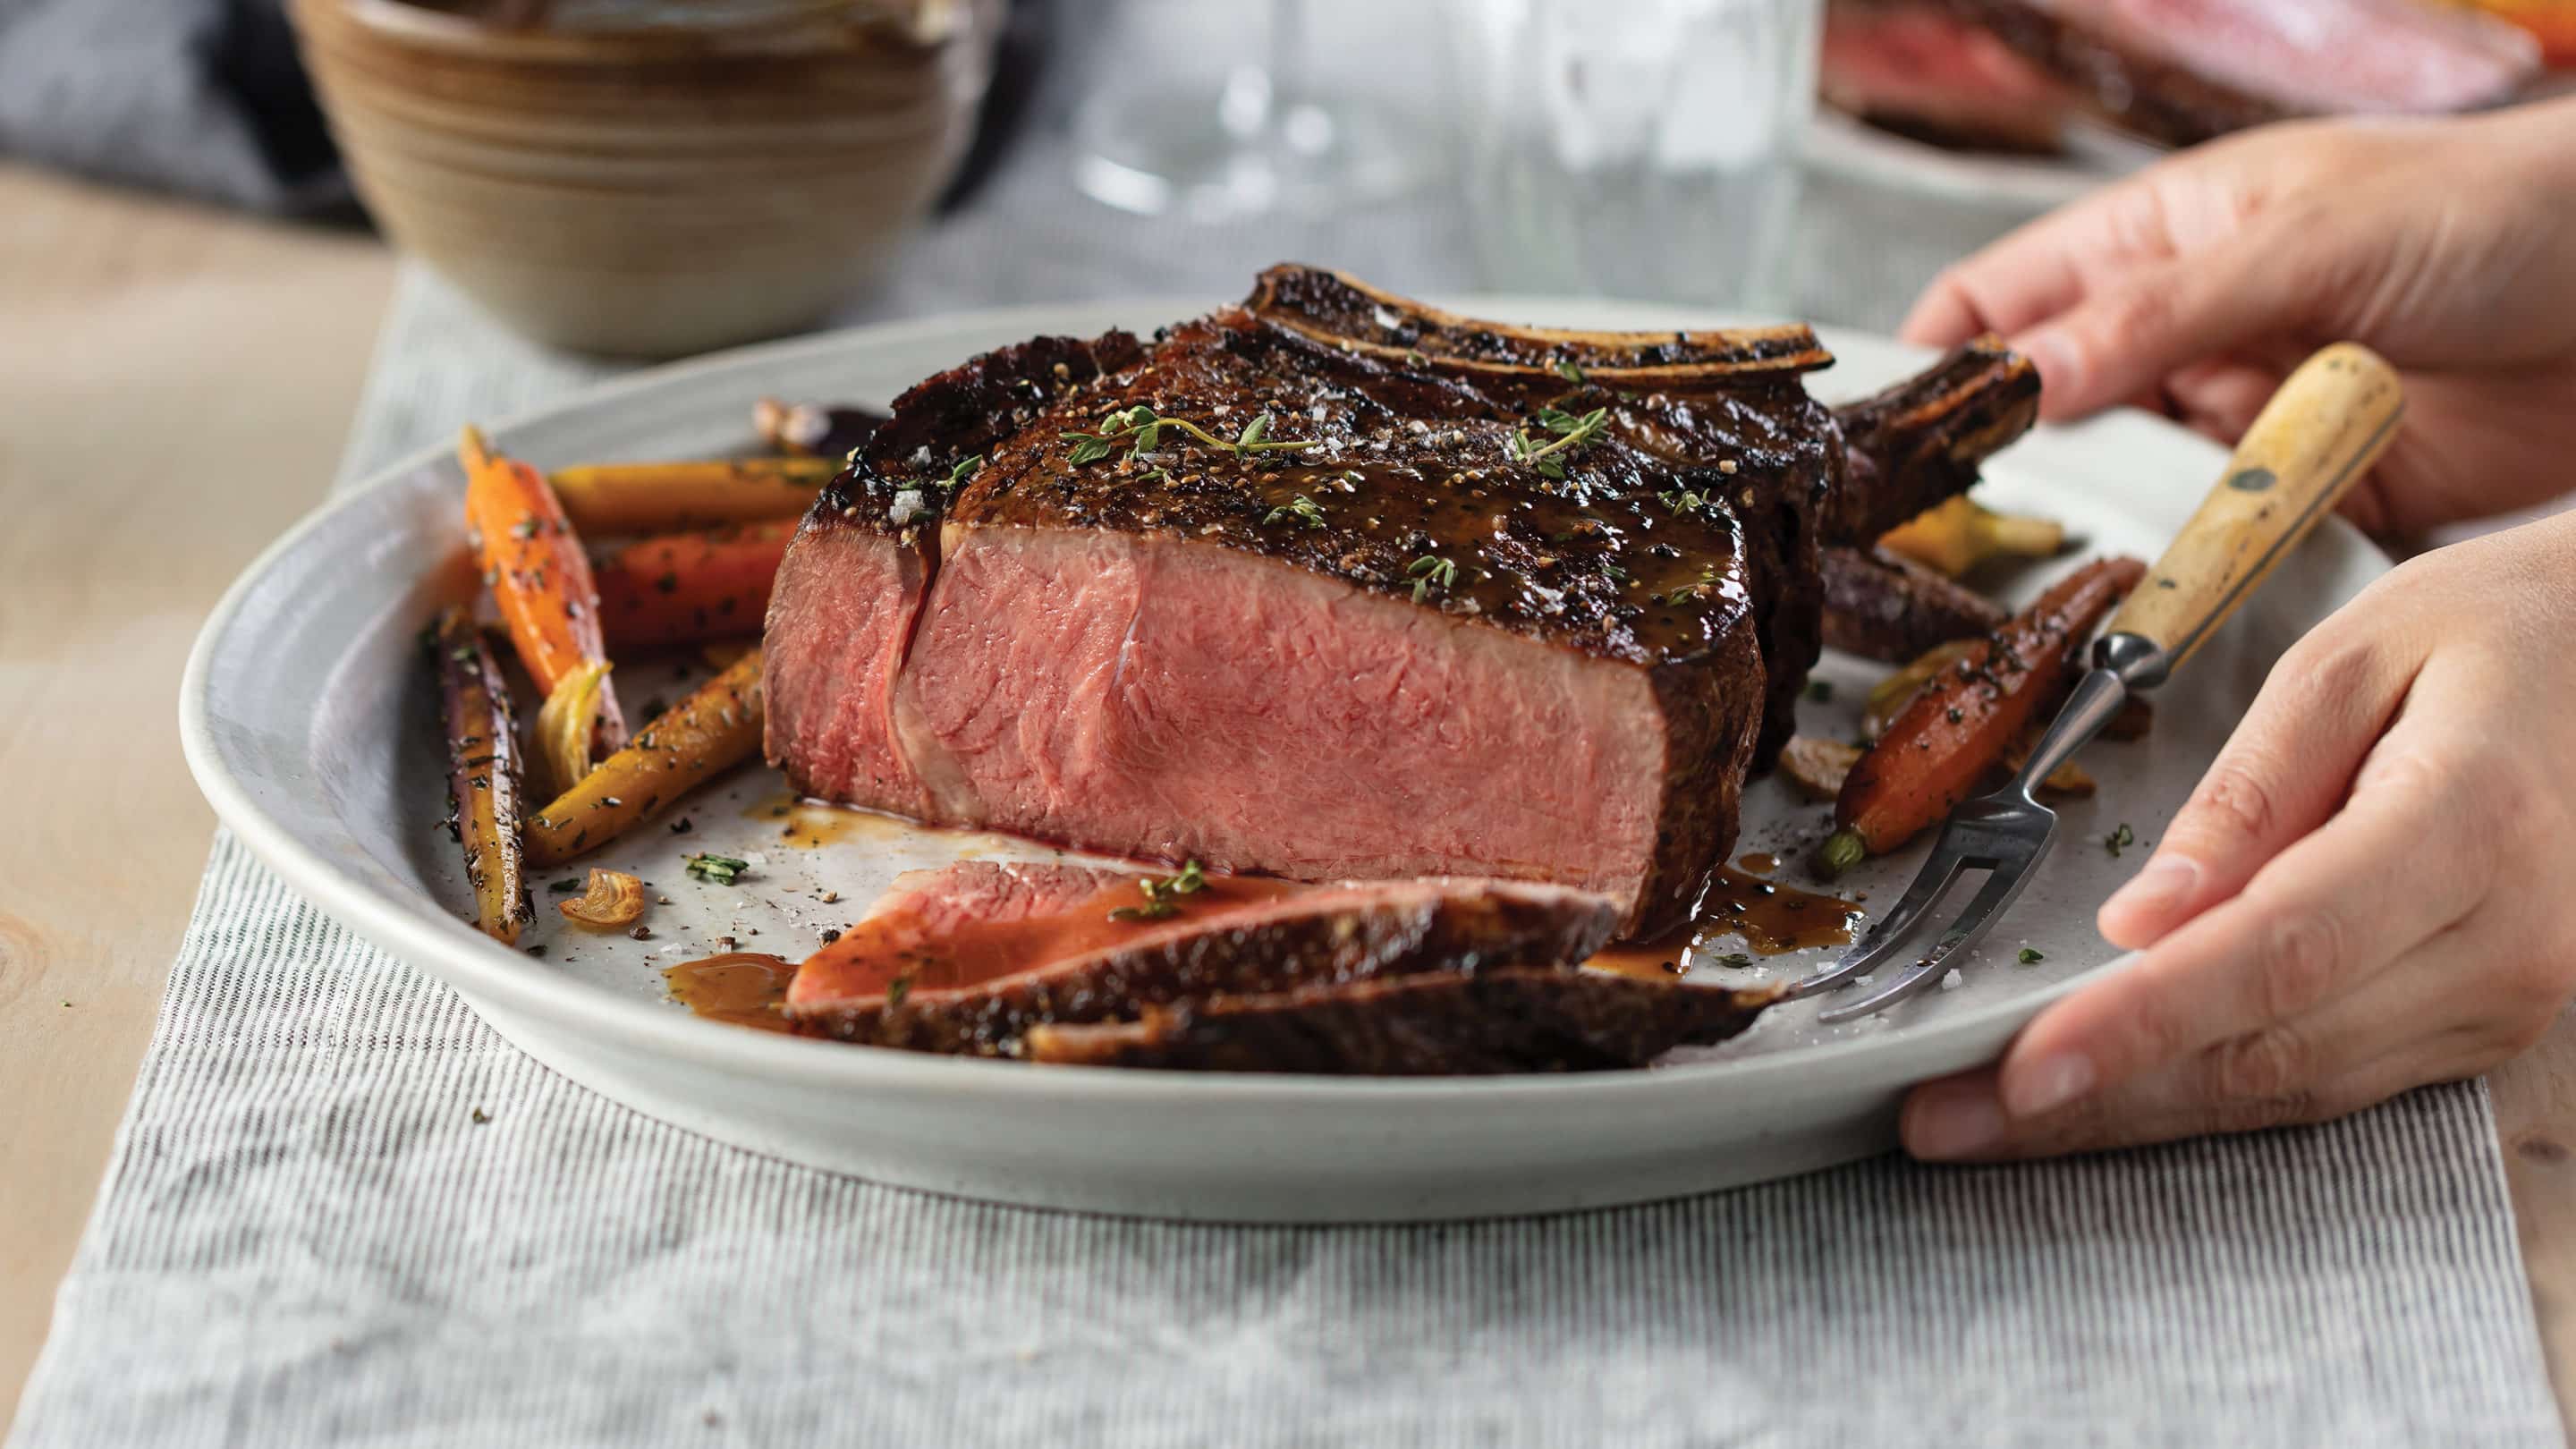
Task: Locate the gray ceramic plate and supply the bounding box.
[181,298,2387,1222]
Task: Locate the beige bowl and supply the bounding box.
[292,0,998,357]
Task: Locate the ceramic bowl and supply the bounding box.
[291,0,998,357]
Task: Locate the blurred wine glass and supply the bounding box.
[1452,0,1823,308]
[1072,0,1430,220]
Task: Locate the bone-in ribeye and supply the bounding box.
[763,267,2036,940]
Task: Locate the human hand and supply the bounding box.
[1902,513,2576,1160]
[1902,98,2576,536]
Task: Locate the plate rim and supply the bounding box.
[178,294,2378,1108]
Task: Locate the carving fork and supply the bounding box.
[1792,343,2406,1021]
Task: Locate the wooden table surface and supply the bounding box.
[2,160,2572,1436]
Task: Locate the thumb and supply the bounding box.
[2012,220,2325,423]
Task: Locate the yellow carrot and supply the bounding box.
[527,648,765,866]
[548,458,835,534]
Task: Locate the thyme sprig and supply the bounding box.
[1110,860,1208,921]
[1407,554,1460,602]
[1653,566,1723,607]
[1264,494,1327,530]
[1064,404,1320,468]
[1509,405,1610,479]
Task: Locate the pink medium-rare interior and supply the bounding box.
[761,524,934,817]
[868,860,1132,934]
[887,523,1670,907]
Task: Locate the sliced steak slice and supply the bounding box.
[784,860,1623,1055]
[1022,969,1783,1075]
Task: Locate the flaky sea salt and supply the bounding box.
[1940,969,1964,991]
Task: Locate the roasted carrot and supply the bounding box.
[547,457,835,534]
[432,606,533,945]
[527,648,765,867]
[462,426,625,757]
[1826,555,2147,869]
[593,521,793,648]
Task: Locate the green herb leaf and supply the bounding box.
[684,852,750,885]
[1237,413,1271,448]
[1263,494,1326,530]
[2018,947,2045,964]
[2104,823,2135,858]
[885,976,911,1008]
[548,877,583,894]
[945,454,984,488]
[1406,554,1459,603]
[1555,358,1586,385]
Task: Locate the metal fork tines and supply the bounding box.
[1790,662,2137,1023]
[1789,796,2055,1022]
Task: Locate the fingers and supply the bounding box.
[1897,202,2112,348]
[2097,626,2420,950]
[2011,228,2331,421]
[2011,724,2487,1119]
[1903,936,2513,1162]
[2158,357,2284,445]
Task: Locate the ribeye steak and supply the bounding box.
[764,267,2035,937]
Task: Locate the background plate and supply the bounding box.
[182,297,2387,1221]
[1803,109,2157,217]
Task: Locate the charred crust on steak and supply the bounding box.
[1826,335,2039,544]
[1247,264,1834,377]
[786,875,1625,1056]
[1021,967,1785,1075]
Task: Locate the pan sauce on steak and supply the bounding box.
[764,267,2037,942]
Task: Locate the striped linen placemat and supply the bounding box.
[13,114,2567,1445]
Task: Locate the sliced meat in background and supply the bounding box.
[1952,0,2539,147]
[1822,0,2082,152]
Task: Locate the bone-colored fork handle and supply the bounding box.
[2103,343,2405,685]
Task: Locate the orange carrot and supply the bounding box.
[461,426,625,753]
[593,521,793,648]
[1827,555,2147,866]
